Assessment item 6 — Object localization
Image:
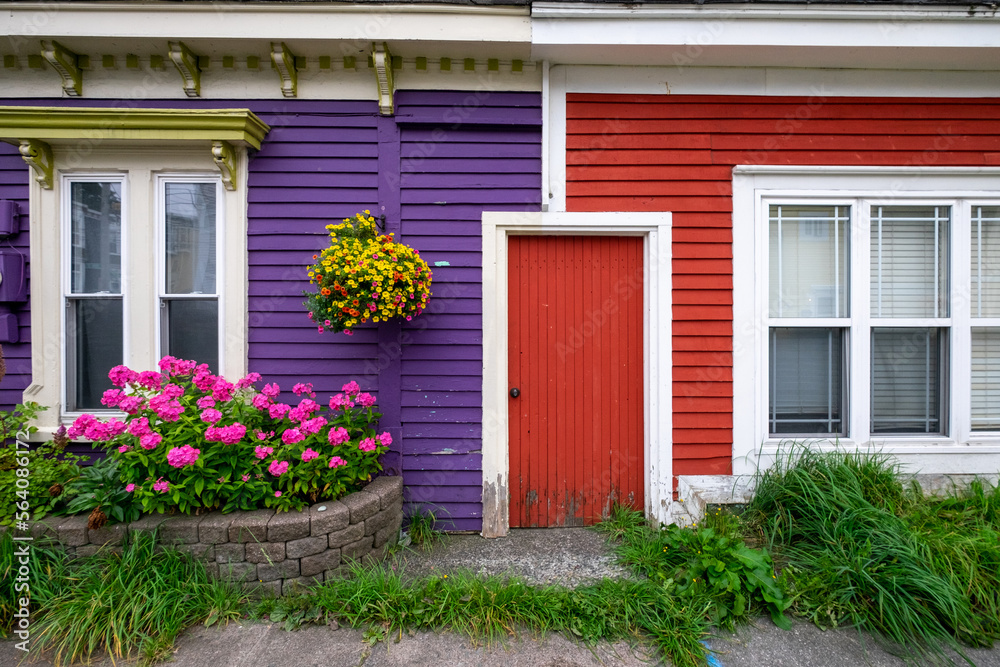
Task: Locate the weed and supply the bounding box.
[405,506,444,550]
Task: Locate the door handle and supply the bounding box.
[509,387,520,398]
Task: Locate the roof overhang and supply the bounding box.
[532,3,1000,71]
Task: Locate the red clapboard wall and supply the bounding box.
[565,94,1000,477]
[508,235,644,527]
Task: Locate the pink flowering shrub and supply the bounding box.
[68,356,391,514]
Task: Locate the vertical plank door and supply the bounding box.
[508,235,644,527]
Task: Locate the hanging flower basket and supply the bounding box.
[304,211,432,335]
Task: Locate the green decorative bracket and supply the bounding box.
[18,139,53,189]
[372,43,394,116]
[212,140,236,191]
[168,41,202,98]
[270,42,298,98]
[40,40,82,97]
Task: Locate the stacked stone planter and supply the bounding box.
[27,476,403,596]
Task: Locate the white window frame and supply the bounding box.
[26,146,249,434]
[733,166,1000,476]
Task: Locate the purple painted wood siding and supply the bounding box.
[396,91,542,531]
[0,93,542,532]
[0,142,31,409]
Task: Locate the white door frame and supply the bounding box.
[480,210,672,537]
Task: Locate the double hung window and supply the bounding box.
[64,173,222,412]
[765,192,1000,443]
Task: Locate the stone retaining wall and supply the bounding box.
[26,476,404,596]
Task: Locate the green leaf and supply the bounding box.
[770,608,793,631]
[195,478,205,496]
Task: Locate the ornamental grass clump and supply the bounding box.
[304,210,432,334]
[68,356,391,516]
[745,444,1000,663]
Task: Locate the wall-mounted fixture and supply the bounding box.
[0,201,19,237]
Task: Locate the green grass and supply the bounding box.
[1,531,247,666]
[261,561,711,667]
[404,506,445,551]
[745,444,1000,664]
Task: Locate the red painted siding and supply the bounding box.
[566,94,1000,476]
[508,236,644,526]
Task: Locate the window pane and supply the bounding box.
[871,328,945,434]
[870,206,950,318]
[68,298,123,412]
[769,205,850,318]
[971,206,1000,318]
[972,328,1000,432]
[769,328,845,436]
[163,299,218,373]
[165,182,217,295]
[70,181,122,294]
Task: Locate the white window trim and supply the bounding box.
[733,166,1000,476]
[481,211,672,537]
[25,145,249,435]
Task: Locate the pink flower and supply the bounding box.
[206,423,247,445]
[118,445,131,453]
[167,445,201,468]
[255,430,273,441]
[125,483,135,492]
[329,393,354,411]
[139,432,162,450]
[289,398,319,423]
[101,388,125,408]
[153,478,170,493]
[328,456,347,468]
[252,394,271,410]
[128,417,152,437]
[378,431,392,447]
[236,372,262,389]
[241,474,250,482]
[327,427,350,445]
[357,392,376,407]
[359,437,377,452]
[262,383,281,398]
[268,403,291,419]
[157,356,176,373]
[109,365,139,388]
[292,382,315,397]
[200,408,223,424]
[197,396,216,409]
[161,383,184,399]
[137,370,164,390]
[84,421,111,442]
[301,448,319,463]
[342,381,361,396]
[282,428,305,445]
[211,378,234,402]
[158,356,196,376]
[107,419,128,437]
[119,396,146,414]
[254,445,274,460]
[67,414,96,439]
[268,460,289,476]
[300,416,327,435]
[275,491,282,498]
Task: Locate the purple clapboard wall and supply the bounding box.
[0,93,542,531]
[0,142,32,409]
[395,91,543,531]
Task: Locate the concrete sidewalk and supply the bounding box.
[4,528,1000,666]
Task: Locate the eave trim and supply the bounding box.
[0,106,271,150]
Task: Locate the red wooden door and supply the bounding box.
[508,235,644,527]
